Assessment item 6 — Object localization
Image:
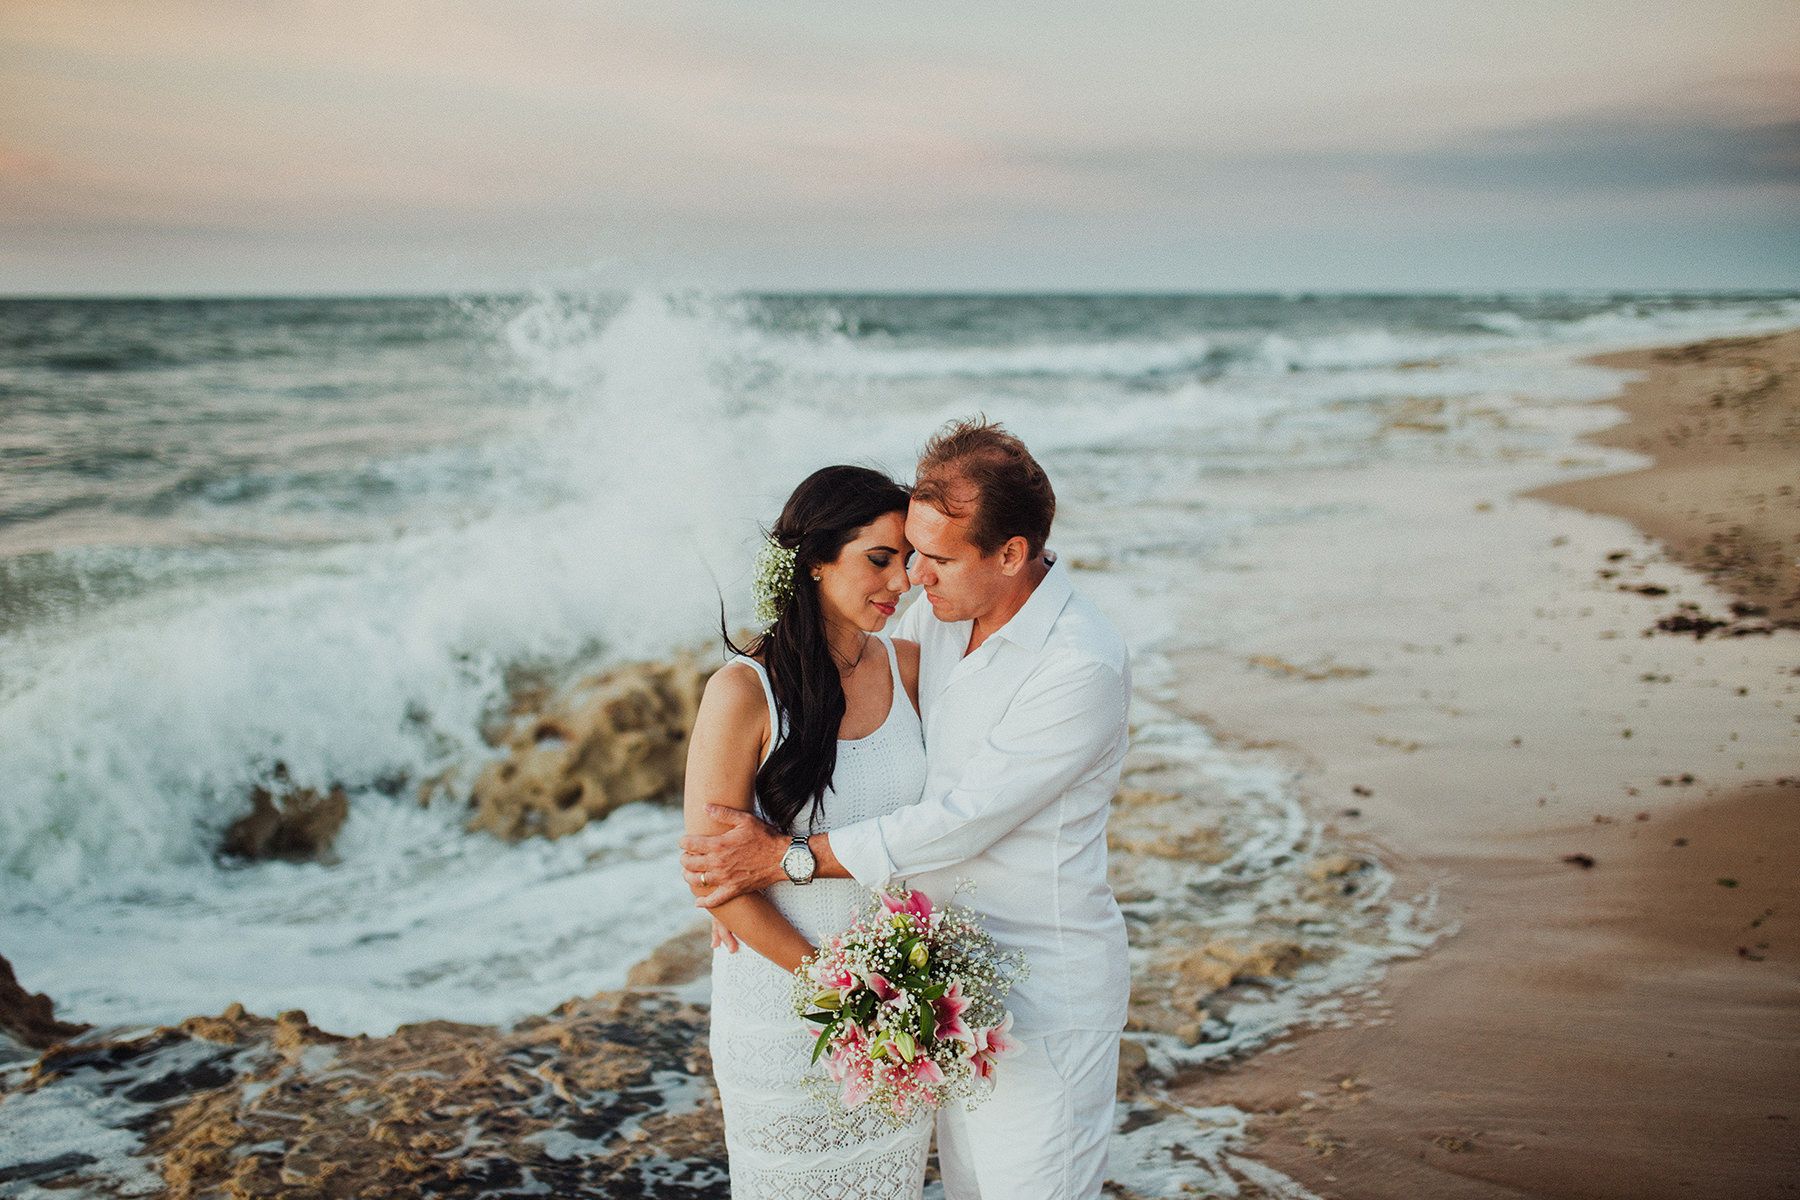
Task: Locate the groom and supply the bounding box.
[682,417,1131,1199]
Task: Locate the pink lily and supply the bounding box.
[909,1056,946,1088]
[867,973,904,1005]
[880,887,936,924]
[932,981,972,1045]
[824,1025,866,1082]
[966,1011,1018,1081]
[839,1071,873,1109]
[815,963,854,991]
[977,1011,1018,1057]
[824,1045,853,1082]
[810,962,856,1009]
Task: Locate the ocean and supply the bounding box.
[3,288,1798,1050]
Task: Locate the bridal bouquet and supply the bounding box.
[793,886,1028,1125]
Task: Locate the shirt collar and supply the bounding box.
[987,551,1072,654]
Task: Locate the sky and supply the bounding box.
[2,0,1797,294]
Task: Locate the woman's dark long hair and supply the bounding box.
[725,465,911,836]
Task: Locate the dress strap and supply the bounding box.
[728,655,783,762]
[876,633,922,733]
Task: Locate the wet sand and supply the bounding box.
[1165,332,1800,1199]
[1532,331,1800,629]
[1207,788,1799,1200]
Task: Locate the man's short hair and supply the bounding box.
[912,416,1055,560]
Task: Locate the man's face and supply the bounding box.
[904,497,1007,625]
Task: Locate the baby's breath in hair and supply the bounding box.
[752,538,799,626]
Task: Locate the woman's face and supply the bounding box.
[815,511,912,633]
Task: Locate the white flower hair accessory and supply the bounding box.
[753,537,800,626]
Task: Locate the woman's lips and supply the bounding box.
[873,601,896,616]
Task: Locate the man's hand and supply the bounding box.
[680,805,788,908]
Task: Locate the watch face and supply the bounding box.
[782,844,814,883]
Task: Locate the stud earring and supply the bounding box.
[812,572,821,582]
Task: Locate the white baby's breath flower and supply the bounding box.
[753,538,798,626]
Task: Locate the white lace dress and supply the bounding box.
[709,635,932,1199]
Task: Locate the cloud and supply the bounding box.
[1378,114,1800,193]
[1036,101,1800,212]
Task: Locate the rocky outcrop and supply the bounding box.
[1127,938,1310,1047]
[1115,1037,1150,1101]
[1107,788,1228,862]
[145,994,720,1199]
[0,953,89,1049]
[1174,940,1308,996]
[220,782,349,863]
[4,983,724,1198]
[624,921,714,988]
[467,656,712,841]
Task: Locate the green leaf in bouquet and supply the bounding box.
[810,1023,835,1065]
[920,982,947,1001]
[915,1004,933,1044]
[803,1010,837,1025]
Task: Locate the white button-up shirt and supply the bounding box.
[831,555,1132,1037]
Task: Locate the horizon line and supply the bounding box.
[4,285,1799,303]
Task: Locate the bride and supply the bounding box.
[684,464,932,1198]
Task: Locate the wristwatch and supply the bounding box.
[780,834,816,885]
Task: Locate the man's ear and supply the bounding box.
[997,535,1031,576]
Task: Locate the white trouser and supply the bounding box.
[936,1028,1118,1200]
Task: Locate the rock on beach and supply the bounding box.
[4,983,725,1198]
[212,653,716,862]
[220,782,350,863]
[467,656,712,841]
[0,953,90,1050]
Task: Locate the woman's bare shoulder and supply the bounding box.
[699,660,771,728]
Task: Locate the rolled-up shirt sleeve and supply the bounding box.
[831,656,1127,887]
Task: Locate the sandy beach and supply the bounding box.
[1173,331,1800,1198]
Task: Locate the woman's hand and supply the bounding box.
[680,804,789,907]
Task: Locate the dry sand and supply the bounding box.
[1166,332,1800,1199]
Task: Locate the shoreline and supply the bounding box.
[1175,331,1800,1198]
